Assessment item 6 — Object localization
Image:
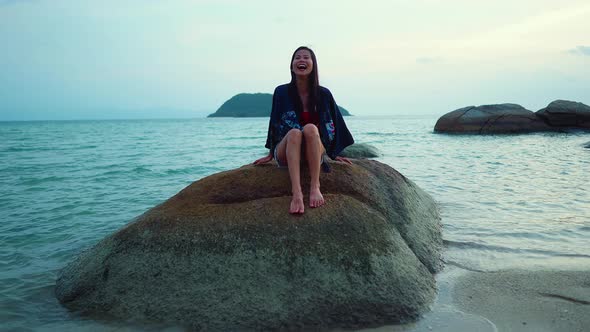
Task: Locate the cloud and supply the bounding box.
[441,3,590,58]
[416,57,443,64]
[568,46,590,56]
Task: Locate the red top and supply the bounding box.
[300,111,320,127]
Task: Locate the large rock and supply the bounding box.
[536,100,590,128]
[340,143,380,158]
[434,104,551,134]
[55,160,442,330]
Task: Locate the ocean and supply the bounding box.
[1,116,589,331]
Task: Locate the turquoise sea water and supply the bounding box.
[1,116,589,331]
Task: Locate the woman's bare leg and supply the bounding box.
[302,124,325,208]
[276,129,305,214]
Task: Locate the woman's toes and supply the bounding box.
[290,195,305,214]
[309,188,324,208]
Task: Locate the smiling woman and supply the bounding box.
[253,46,354,214]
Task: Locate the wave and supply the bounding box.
[4,146,42,152]
[20,176,68,186]
[443,239,590,258]
[225,136,265,140]
[364,132,399,137]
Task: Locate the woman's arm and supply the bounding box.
[256,87,282,165]
[325,88,354,159]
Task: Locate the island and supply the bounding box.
[208,93,352,117]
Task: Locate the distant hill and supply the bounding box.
[208,93,351,117]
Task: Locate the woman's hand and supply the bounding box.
[253,153,273,165]
[335,156,352,165]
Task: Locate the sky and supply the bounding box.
[1,0,589,120]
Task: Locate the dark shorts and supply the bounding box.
[273,146,288,168]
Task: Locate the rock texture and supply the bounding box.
[340,143,380,158]
[434,104,551,134]
[536,100,590,128]
[435,100,590,134]
[56,160,442,330]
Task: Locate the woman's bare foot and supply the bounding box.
[290,192,305,214]
[309,187,325,208]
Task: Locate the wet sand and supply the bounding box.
[452,269,590,332]
[357,266,590,332]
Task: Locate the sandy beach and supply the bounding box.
[452,269,590,332]
[356,265,590,332]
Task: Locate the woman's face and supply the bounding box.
[291,49,313,77]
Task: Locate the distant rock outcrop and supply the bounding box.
[536,100,590,128]
[208,93,351,117]
[434,104,550,134]
[56,160,442,330]
[435,100,590,134]
[340,143,380,158]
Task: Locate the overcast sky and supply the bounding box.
[1,0,589,120]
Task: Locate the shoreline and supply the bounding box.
[452,268,590,332]
[356,264,590,332]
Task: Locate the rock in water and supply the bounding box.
[340,143,380,158]
[536,100,590,128]
[55,160,442,330]
[434,104,551,134]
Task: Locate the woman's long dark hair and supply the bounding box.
[289,46,320,113]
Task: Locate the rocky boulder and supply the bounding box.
[434,104,551,134]
[55,160,442,330]
[536,100,590,128]
[340,143,380,158]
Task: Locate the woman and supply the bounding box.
[253,46,354,214]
